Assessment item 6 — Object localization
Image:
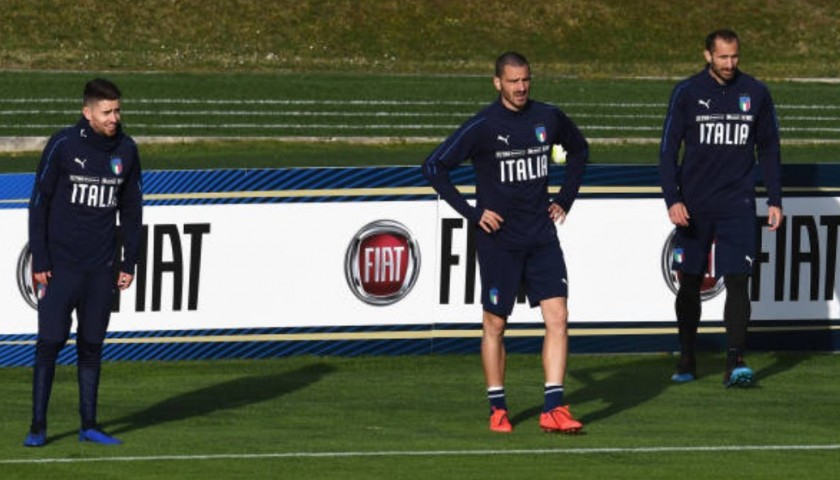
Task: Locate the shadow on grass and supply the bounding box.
[509,352,811,426]
[509,355,674,427]
[752,352,811,385]
[49,362,335,442]
[567,355,675,425]
[686,351,811,390]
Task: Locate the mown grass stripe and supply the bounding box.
[4,124,838,134]
[4,111,840,121]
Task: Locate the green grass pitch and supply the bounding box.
[1,352,838,479]
[1,71,838,173]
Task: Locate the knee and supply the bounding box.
[482,311,507,337]
[35,340,65,365]
[678,273,703,295]
[724,274,750,306]
[543,305,569,335]
[545,317,569,337]
[724,273,749,291]
[676,274,703,306]
[76,341,103,368]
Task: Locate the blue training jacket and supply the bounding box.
[423,98,588,247]
[29,117,143,274]
[659,68,782,217]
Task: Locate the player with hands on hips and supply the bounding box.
[424,51,588,434]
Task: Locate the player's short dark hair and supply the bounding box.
[705,29,739,53]
[83,78,121,105]
[495,51,529,77]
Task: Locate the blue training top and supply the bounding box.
[29,117,143,274]
[659,68,782,217]
[423,98,588,247]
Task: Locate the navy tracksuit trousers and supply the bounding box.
[31,266,115,432]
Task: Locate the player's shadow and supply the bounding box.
[510,355,673,427]
[563,352,809,423]
[751,351,810,385]
[49,362,335,442]
[508,351,810,428]
[567,356,674,425]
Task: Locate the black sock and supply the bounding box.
[727,347,746,371]
[675,274,702,370]
[724,274,751,352]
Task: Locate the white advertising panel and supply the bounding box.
[2,196,838,336]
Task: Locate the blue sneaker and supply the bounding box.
[671,353,696,383]
[724,365,754,388]
[79,428,123,445]
[671,372,696,383]
[23,431,47,447]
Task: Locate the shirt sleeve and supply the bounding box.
[552,112,589,213]
[118,143,144,274]
[422,116,485,224]
[659,82,688,208]
[28,135,65,273]
[756,88,782,208]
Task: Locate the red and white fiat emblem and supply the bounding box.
[16,243,39,310]
[661,228,725,301]
[345,220,421,305]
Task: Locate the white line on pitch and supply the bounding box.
[2,444,838,465]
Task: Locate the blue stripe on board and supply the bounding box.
[4,164,840,209]
[0,173,34,199]
[1,320,837,366]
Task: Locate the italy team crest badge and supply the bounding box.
[535,125,547,143]
[111,157,123,175]
[739,95,751,112]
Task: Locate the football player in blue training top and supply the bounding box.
[24,78,143,447]
[423,52,588,434]
[659,29,782,387]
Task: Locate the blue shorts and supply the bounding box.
[476,238,568,317]
[672,213,756,278]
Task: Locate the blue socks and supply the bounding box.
[487,386,507,413]
[489,384,566,414]
[543,384,564,413]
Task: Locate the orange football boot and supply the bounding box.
[539,405,583,434]
[489,407,513,433]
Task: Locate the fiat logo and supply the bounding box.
[16,243,39,310]
[345,220,420,306]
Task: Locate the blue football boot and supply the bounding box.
[79,428,123,445]
[23,431,47,447]
[671,352,696,383]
